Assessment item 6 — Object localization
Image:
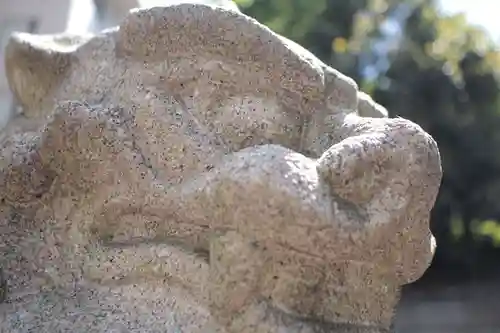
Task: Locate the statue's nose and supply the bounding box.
[315,116,441,285]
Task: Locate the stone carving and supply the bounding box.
[0,3,442,332]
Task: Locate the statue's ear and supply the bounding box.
[4,32,88,116]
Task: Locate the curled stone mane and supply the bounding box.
[0,3,441,333]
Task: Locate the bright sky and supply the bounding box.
[66,0,500,42]
[439,0,500,41]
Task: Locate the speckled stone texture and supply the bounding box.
[0,3,442,333]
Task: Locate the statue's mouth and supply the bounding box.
[84,236,210,289]
[228,302,392,333]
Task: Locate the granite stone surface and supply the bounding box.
[0,2,442,332]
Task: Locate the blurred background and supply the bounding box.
[1,0,500,332]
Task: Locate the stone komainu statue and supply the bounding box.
[0,3,441,332]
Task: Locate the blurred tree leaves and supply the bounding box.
[373,1,500,270]
[236,0,500,272]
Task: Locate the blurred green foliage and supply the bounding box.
[234,0,500,273]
